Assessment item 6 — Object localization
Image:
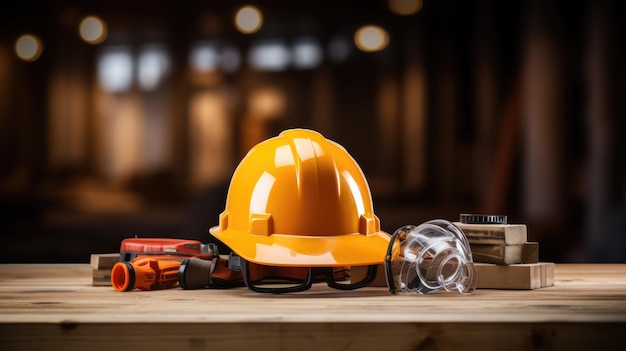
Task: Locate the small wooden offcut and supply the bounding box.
[352,262,554,289]
[90,253,119,286]
[471,242,539,265]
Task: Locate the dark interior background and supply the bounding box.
[1,0,624,263]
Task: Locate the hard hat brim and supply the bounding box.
[210,226,391,267]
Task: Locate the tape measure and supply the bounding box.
[459,214,508,225]
[119,238,212,261]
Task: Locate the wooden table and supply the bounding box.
[1,264,625,350]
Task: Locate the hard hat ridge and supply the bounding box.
[210,128,390,267]
[281,129,341,204]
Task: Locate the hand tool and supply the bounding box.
[119,238,216,261]
[112,238,217,292]
[112,257,181,291]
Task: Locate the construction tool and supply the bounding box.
[111,257,182,291]
[111,238,217,292]
[119,238,213,261]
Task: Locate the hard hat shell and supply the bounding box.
[210,129,390,267]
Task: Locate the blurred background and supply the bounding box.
[1,0,624,263]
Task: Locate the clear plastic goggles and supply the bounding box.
[384,219,478,295]
[234,254,378,294]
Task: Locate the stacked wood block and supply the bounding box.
[454,222,553,289]
[90,253,119,286]
[453,222,536,264]
[473,262,554,290]
[351,221,554,290]
[350,262,555,290]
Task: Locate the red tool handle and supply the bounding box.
[111,257,181,292]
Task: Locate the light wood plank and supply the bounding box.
[1,322,625,351]
[353,261,553,290]
[1,264,625,325]
[92,269,112,286]
[474,262,554,289]
[454,222,527,244]
[471,242,539,265]
[89,253,119,270]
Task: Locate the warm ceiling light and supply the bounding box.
[15,34,43,62]
[355,25,389,52]
[249,87,286,120]
[388,0,423,15]
[235,6,263,34]
[79,16,107,44]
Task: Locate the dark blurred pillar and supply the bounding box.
[311,66,333,137]
[46,34,90,173]
[434,36,458,202]
[473,0,498,207]
[0,45,11,178]
[521,1,565,225]
[376,68,400,194]
[584,0,625,261]
[401,27,427,194]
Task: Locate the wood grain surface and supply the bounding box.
[454,222,527,244]
[471,242,539,264]
[1,264,625,350]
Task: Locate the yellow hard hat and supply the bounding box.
[210,129,390,267]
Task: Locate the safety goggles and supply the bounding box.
[384,221,478,295]
[229,253,379,294]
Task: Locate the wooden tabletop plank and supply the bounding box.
[1,264,626,325]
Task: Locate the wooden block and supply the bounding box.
[92,269,112,286]
[454,222,527,245]
[475,262,554,289]
[471,242,539,265]
[352,262,554,290]
[90,253,120,270]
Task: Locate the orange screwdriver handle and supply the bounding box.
[111,257,181,292]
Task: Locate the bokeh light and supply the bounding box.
[15,34,43,62]
[327,36,351,63]
[97,47,133,93]
[388,0,423,16]
[235,6,263,34]
[79,16,107,44]
[293,38,323,69]
[137,45,170,91]
[355,25,389,52]
[190,42,220,72]
[221,46,241,73]
[248,40,291,71]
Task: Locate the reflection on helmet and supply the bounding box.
[210,129,390,267]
